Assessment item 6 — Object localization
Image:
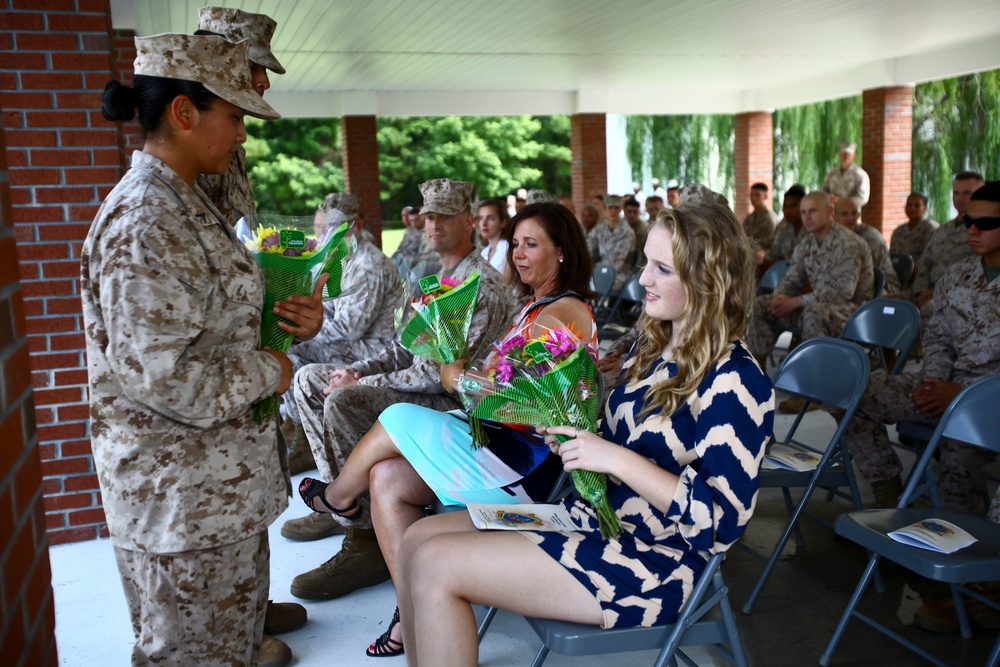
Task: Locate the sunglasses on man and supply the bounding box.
[962,214,1000,231]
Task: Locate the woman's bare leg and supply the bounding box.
[313,420,400,511]
[368,458,436,649]
[396,512,604,667]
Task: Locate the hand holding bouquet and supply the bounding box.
[245,220,354,422]
[398,271,480,365]
[468,323,621,538]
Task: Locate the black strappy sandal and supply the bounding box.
[298,477,361,526]
[366,606,404,658]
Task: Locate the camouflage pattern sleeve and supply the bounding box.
[775,240,810,296]
[391,227,423,260]
[859,224,900,296]
[799,225,872,308]
[99,208,282,427]
[320,241,402,342]
[196,145,256,227]
[352,252,514,393]
[743,210,776,252]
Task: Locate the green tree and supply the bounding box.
[624,115,735,203]
[912,70,1000,222]
[772,96,863,207]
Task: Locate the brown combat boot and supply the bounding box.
[264,600,307,635]
[280,511,345,542]
[777,396,821,414]
[286,423,316,475]
[258,634,292,667]
[915,584,1000,634]
[289,527,390,600]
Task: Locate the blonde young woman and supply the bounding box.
[395,200,775,666]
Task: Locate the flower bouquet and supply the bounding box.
[398,271,480,365]
[245,220,354,422]
[467,323,621,538]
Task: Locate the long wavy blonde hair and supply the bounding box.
[624,202,756,418]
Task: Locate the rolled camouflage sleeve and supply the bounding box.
[921,274,960,382]
[775,245,808,297]
[322,250,397,342]
[101,213,282,429]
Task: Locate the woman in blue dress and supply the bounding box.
[393,194,776,664]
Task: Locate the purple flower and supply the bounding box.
[496,359,514,384]
[262,232,281,248]
[305,238,319,252]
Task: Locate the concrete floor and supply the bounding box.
[50,357,1000,666]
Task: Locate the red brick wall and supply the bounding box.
[734,111,774,219]
[862,86,913,238]
[341,115,383,246]
[570,113,608,212]
[1,0,126,546]
[0,112,59,666]
[111,28,141,155]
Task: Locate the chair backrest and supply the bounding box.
[890,252,915,290]
[617,272,645,304]
[899,375,1000,506]
[757,259,789,293]
[771,337,870,411]
[840,298,921,374]
[591,265,616,298]
[872,267,886,299]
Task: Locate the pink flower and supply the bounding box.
[496,359,514,384]
[262,232,280,248]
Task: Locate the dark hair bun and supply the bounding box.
[101,80,138,122]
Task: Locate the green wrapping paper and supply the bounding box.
[471,344,621,539]
[398,271,480,365]
[250,221,352,422]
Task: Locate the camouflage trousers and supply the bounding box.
[114,532,269,667]
[746,295,858,356]
[841,370,996,510]
[291,371,459,527]
[283,355,358,425]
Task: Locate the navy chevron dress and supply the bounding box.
[523,340,774,629]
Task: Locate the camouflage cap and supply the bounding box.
[419,178,473,215]
[197,6,285,74]
[134,33,279,120]
[604,194,624,208]
[839,142,857,154]
[525,189,559,205]
[317,192,359,224]
[666,179,680,190]
[677,183,729,208]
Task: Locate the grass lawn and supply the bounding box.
[380,227,405,257]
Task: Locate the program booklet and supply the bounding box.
[467,503,582,532]
[762,445,822,472]
[888,518,978,554]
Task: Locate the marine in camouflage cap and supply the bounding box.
[134,33,279,120]
[197,6,285,74]
[677,183,729,208]
[318,192,360,224]
[526,189,559,205]
[419,178,473,215]
[603,194,624,208]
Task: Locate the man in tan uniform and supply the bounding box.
[890,192,938,269]
[747,191,874,412]
[822,142,870,206]
[743,182,777,256]
[284,179,515,600]
[587,194,636,291]
[834,196,901,297]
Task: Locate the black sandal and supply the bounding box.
[366,606,404,658]
[298,477,361,526]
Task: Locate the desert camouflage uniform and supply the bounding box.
[197,145,255,227]
[889,217,938,264]
[747,222,874,356]
[284,238,405,423]
[82,151,285,663]
[742,208,777,254]
[854,222,901,297]
[909,217,974,328]
[293,251,515,527]
[765,218,808,263]
[823,163,871,205]
[391,226,430,262]
[587,219,636,291]
[842,256,1000,509]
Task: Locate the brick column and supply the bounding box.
[111,28,141,155]
[1,0,127,545]
[733,111,774,219]
[341,115,382,246]
[862,86,913,238]
[0,113,59,665]
[570,113,607,212]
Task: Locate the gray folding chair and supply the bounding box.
[591,264,618,326]
[872,267,886,299]
[819,375,1000,667]
[598,272,644,339]
[740,337,871,614]
[523,551,748,667]
[890,252,915,291]
[839,298,920,374]
[756,259,789,294]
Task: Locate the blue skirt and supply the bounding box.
[378,403,561,507]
